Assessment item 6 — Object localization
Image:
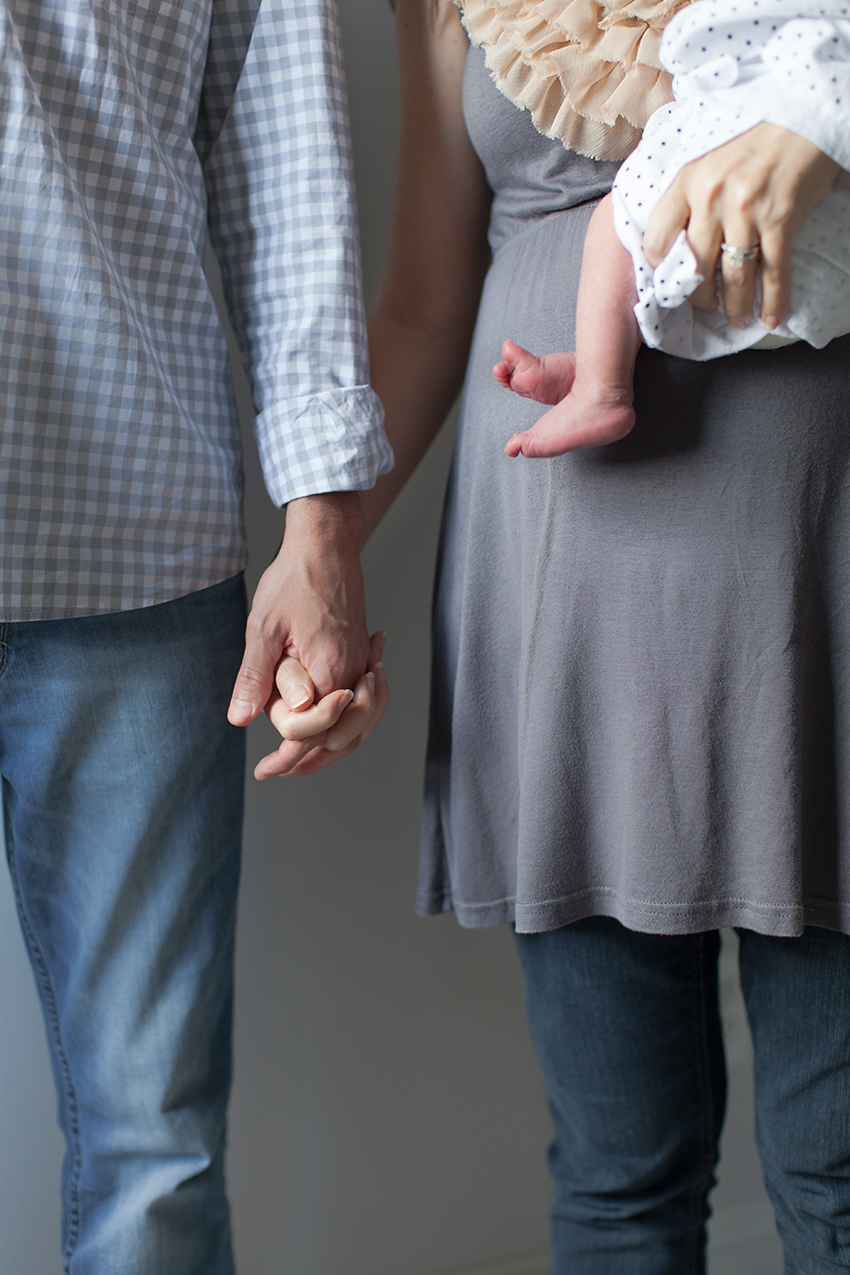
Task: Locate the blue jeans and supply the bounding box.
[0,576,247,1275]
[515,918,850,1275]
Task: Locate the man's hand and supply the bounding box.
[227,492,388,776]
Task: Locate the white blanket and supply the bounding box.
[611,0,850,360]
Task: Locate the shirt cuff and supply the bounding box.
[253,385,394,507]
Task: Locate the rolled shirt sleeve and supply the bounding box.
[199,0,394,506]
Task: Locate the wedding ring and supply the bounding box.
[720,242,760,269]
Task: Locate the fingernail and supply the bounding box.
[763,315,779,330]
[366,672,376,692]
[373,661,384,674]
[729,317,748,330]
[341,689,354,703]
[229,700,255,723]
[284,687,311,709]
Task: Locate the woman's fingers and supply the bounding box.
[679,212,722,312]
[717,219,760,328]
[361,656,389,741]
[275,654,315,711]
[278,738,362,777]
[643,179,691,268]
[321,671,377,753]
[267,685,353,742]
[759,228,792,329]
[255,685,353,778]
[254,630,389,778]
[321,631,390,752]
[254,736,320,780]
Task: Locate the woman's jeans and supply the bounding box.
[0,576,247,1275]
[515,918,850,1275]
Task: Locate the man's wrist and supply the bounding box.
[282,491,365,556]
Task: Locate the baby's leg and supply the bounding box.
[502,194,641,457]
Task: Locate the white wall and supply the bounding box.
[0,2,781,1273]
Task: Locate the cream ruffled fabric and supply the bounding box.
[455,0,691,160]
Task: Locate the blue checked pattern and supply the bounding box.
[0,0,392,620]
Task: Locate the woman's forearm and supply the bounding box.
[363,291,483,540]
[362,0,491,540]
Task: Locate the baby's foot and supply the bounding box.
[493,339,577,405]
[504,381,635,458]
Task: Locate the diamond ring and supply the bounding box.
[720,242,760,269]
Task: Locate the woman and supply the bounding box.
[359,0,850,1270]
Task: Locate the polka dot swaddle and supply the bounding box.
[612,0,850,359]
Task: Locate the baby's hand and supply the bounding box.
[493,339,577,405]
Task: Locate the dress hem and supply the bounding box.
[416,887,850,938]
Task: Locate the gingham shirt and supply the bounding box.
[0,0,393,620]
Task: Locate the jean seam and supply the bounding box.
[0,623,8,678]
[4,795,82,1272]
[687,932,717,1275]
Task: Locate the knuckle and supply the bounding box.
[723,265,748,288]
[245,610,286,653]
[235,665,269,692]
[643,226,663,258]
[726,173,754,209]
[767,195,794,227]
[245,611,271,642]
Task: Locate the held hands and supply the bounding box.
[643,122,840,329]
[227,492,389,778]
[258,629,388,777]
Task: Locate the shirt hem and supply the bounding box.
[0,562,248,623]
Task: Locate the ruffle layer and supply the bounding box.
[455,0,691,160]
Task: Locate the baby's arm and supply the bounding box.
[499,193,641,457]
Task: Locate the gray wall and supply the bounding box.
[0,2,780,1273]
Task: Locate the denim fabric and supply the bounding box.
[0,576,247,1275]
[738,927,850,1275]
[516,918,850,1275]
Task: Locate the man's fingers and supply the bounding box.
[228,615,281,725]
[643,180,691,268]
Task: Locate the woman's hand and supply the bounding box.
[254,630,389,779]
[643,123,840,330]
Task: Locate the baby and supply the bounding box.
[497,0,850,459]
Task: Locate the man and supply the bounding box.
[0,0,392,1270]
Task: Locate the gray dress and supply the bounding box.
[418,46,850,937]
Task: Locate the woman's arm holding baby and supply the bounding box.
[361,0,492,539]
[644,123,840,331]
